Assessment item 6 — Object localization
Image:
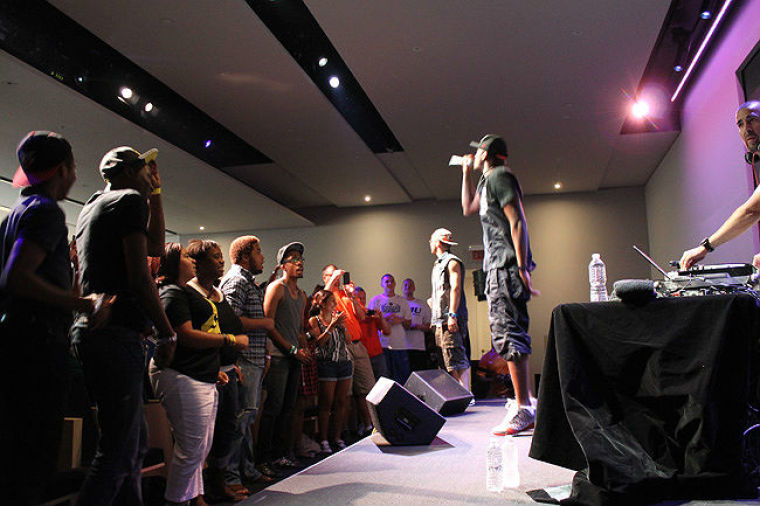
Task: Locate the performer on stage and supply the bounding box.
[680,100,760,269]
[460,134,539,435]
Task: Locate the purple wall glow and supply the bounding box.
[645,0,760,271]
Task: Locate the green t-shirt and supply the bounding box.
[475,166,533,272]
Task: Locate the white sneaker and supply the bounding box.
[334,439,347,450]
[320,440,332,454]
[492,406,535,436]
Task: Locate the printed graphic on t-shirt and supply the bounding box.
[380,301,401,315]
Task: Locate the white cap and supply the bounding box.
[431,228,458,246]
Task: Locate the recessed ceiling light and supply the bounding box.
[554,182,562,190]
[329,76,340,88]
[318,57,328,67]
[204,139,212,148]
[363,195,371,202]
[76,76,84,83]
[120,87,133,99]
[199,226,205,231]
[700,10,711,19]
[631,100,650,118]
[674,64,683,72]
[144,102,153,112]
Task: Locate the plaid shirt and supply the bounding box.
[219,264,267,366]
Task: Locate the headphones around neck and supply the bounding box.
[746,150,760,164]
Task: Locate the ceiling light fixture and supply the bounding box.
[554,182,562,190]
[318,57,328,67]
[632,100,650,118]
[673,65,683,72]
[204,139,212,148]
[199,226,205,231]
[120,87,133,100]
[671,0,733,102]
[363,195,371,202]
[329,76,340,88]
[144,102,153,112]
[700,10,711,19]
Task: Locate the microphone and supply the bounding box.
[449,155,464,166]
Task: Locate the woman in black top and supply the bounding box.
[149,243,248,506]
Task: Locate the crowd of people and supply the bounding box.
[0,131,494,506]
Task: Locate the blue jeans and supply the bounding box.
[257,356,300,462]
[225,360,265,483]
[73,325,148,506]
[384,349,411,384]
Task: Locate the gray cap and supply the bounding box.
[276,241,304,264]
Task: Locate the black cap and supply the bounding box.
[276,241,305,265]
[99,146,158,181]
[469,134,508,160]
[13,131,72,188]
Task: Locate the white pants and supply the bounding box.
[150,362,218,502]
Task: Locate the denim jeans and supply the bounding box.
[384,349,411,384]
[0,318,71,506]
[73,325,148,506]
[225,360,265,483]
[257,356,300,463]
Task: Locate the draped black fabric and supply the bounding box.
[529,295,760,505]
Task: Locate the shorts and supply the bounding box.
[485,266,531,361]
[435,325,469,372]
[347,340,375,395]
[317,359,353,382]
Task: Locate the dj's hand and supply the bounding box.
[679,246,708,270]
[753,253,760,269]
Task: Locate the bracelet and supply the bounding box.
[265,354,272,360]
[447,312,458,319]
[289,345,297,355]
[700,237,714,252]
[157,332,177,344]
[151,187,162,195]
[223,334,236,346]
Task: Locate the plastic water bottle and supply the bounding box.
[486,436,504,491]
[589,253,608,302]
[502,436,520,488]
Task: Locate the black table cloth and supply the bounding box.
[529,294,760,505]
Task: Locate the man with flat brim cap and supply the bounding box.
[460,133,540,436]
[72,143,176,506]
[0,131,114,505]
[258,240,312,474]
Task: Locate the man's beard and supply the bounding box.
[252,266,263,275]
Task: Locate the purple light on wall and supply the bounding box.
[671,0,734,102]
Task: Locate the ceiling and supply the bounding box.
[1,0,681,234]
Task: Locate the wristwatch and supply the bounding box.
[700,237,714,252]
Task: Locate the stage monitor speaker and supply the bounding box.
[404,369,474,416]
[366,377,446,445]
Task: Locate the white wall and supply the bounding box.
[646,1,760,267]
[184,186,650,378]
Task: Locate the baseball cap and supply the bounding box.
[12,131,72,188]
[276,241,305,265]
[431,228,458,246]
[469,134,508,160]
[99,146,158,181]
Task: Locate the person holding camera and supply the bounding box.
[307,289,354,454]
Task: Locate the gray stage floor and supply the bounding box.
[242,399,574,505]
[241,399,760,505]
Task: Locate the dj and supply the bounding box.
[680,100,760,270]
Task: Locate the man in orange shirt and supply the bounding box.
[354,287,390,380]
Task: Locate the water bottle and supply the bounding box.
[502,436,520,488]
[589,253,608,302]
[486,436,504,492]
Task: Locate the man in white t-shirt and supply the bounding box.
[402,278,431,372]
[368,273,411,383]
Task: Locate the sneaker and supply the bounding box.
[274,456,299,468]
[492,406,535,436]
[256,462,281,478]
[334,439,347,451]
[320,440,332,454]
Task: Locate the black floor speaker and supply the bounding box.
[404,369,474,416]
[366,377,446,445]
